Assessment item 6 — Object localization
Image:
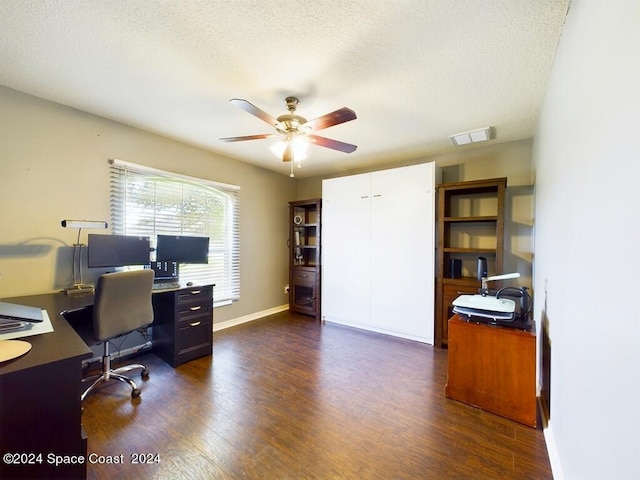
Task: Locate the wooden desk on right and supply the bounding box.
[445,314,537,427]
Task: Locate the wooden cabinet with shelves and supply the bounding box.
[289,199,321,318]
[435,177,506,347]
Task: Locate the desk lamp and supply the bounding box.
[61,220,108,295]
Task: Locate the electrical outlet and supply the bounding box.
[284,284,290,294]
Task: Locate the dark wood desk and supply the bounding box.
[0,285,214,479]
[445,314,537,427]
[0,292,93,480]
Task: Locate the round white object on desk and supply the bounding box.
[0,340,32,362]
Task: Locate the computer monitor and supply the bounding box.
[155,235,209,264]
[88,234,151,268]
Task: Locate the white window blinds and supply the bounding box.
[109,159,240,304]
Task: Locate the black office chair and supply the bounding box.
[81,269,154,401]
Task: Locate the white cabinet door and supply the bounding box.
[370,164,435,343]
[322,173,371,327]
[322,163,437,344]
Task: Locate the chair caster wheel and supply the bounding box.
[132,388,141,399]
[141,369,150,379]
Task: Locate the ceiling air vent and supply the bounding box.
[449,127,492,146]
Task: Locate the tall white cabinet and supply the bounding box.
[321,163,440,344]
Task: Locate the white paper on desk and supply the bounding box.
[0,310,54,341]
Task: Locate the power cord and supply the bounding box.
[496,286,532,320]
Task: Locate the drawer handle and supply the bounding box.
[189,305,202,311]
[190,290,201,295]
[300,274,308,278]
[189,321,202,327]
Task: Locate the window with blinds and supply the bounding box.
[109,159,240,305]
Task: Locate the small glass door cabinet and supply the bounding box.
[289,199,321,318]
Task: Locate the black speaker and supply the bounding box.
[477,256,488,280]
[448,258,462,278]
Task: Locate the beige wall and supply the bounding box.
[0,86,296,323]
[0,84,534,324]
[297,139,534,288]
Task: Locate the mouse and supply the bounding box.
[186,281,194,287]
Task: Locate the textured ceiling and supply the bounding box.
[0,0,570,178]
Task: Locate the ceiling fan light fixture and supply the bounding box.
[270,136,309,163]
[283,143,293,162]
[450,127,492,146]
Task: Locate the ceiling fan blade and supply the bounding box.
[305,107,357,131]
[229,98,278,126]
[308,134,357,154]
[219,134,277,142]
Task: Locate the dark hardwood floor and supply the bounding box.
[81,312,552,479]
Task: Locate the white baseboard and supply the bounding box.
[544,419,564,480]
[323,318,434,345]
[213,304,289,332]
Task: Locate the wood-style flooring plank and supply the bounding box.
[80,312,552,479]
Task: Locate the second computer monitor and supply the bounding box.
[155,235,209,264]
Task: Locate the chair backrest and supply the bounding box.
[93,269,154,342]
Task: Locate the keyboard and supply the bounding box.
[0,319,27,332]
[152,282,181,291]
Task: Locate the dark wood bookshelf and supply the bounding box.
[435,177,507,347]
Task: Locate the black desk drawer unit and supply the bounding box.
[153,285,214,367]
